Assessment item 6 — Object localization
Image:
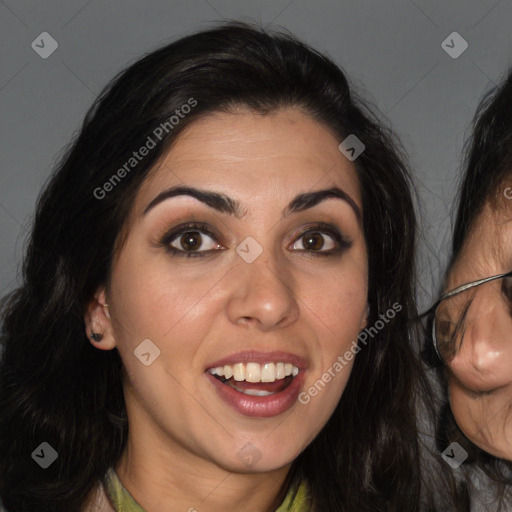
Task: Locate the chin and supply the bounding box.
[212,437,306,474]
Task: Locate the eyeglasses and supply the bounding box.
[430,270,512,362]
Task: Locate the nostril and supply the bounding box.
[240,317,251,328]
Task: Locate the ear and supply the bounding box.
[84,287,116,350]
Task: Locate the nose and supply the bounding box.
[226,252,300,332]
[449,293,512,391]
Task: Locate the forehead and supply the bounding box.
[168,107,342,159]
[133,107,362,215]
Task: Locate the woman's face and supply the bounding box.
[88,107,368,473]
[441,196,512,460]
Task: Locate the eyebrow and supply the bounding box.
[143,185,362,222]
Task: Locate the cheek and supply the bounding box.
[108,258,221,423]
[447,385,488,457]
[449,383,512,459]
[298,272,367,405]
[107,255,230,396]
[110,251,221,335]
[303,270,368,340]
[449,382,487,442]
[448,385,470,426]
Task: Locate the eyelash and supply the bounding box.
[159,221,352,259]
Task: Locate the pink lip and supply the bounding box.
[206,369,306,418]
[205,350,308,371]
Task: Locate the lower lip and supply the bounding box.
[205,371,306,418]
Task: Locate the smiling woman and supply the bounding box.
[0,21,462,512]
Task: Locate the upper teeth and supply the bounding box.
[209,362,299,382]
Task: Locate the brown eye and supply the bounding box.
[161,222,224,258]
[179,231,202,251]
[302,232,326,251]
[290,224,351,255]
[169,230,221,253]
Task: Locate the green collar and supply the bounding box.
[104,468,309,511]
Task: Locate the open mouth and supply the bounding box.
[208,362,300,397]
[205,356,306,417]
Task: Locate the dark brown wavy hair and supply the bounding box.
[0,21,465,511]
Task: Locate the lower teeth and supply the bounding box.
[213,375,293,396]
[235,388,275,397]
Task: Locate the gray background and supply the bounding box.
[1,0,512,310]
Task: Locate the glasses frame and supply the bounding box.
[429,270,512,360]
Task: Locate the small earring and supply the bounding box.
[91,332,104,342]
